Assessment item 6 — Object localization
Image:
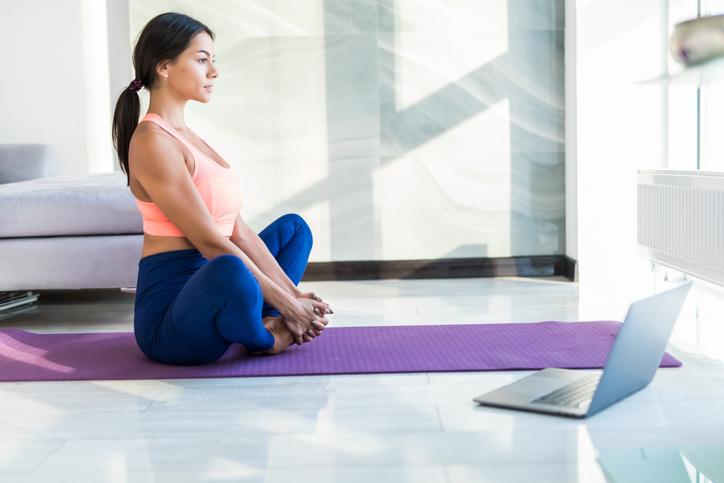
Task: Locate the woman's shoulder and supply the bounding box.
[132,120,171,147]
[129,121,191,175]
[131,121,182,158]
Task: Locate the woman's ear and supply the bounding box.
[156,61,170,81]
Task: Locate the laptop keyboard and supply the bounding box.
[530,373,602,407]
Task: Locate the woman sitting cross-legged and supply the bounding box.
[112,12,332,366]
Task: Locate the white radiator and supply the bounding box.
[638,170,724,287]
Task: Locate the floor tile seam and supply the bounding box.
[3,428,450,438]
[433,426,588,435]
[256,428,581,438]
[255,463,451,472]
[143,386,378,393]
[23,434,454,443]
[0,408,173,416]
[137,404,456,412]
[435,405,445,431]
[141,388,166,413]
[0,406,448,418]
[140,402,475,414]
[0,436,70,445]
[150,393,483,402]
[0,386,166,393]
[443,461,606,470]
[139,388,440,399]
[132,382,430,389]
[142,379,439,388]
[18,467,451,479]
[148,375,432,384]
[20,438,68,476]
[12,430,457,444]
[141,407,463,415]
[141,404,471,413]
[253,455,597,469]
[1,407,457,417]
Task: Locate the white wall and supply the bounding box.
[106,0,132,171]
[573,0,671,306]
[0,0,113,175]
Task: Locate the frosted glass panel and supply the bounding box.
[129,0,565,261]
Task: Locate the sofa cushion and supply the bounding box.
[0,172,142,238]
[0,144,61,184]
[0,235,143,290]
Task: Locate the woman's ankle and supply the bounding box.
[251,316,293,355]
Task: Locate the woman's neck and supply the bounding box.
[147,93,188,132]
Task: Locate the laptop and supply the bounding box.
[473,282,692,418]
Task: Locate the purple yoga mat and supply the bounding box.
[0,321,681,382]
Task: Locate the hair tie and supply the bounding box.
[129,78,144,93]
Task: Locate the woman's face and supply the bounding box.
[165,32,218,103]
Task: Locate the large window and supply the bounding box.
[130,1,566,262]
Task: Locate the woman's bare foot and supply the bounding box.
[249,315,296,355]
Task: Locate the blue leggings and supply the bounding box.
[133,214,313,366]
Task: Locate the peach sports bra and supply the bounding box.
[134,113,243,237]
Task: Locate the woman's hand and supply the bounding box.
[299,292,333,315]
[279,297,330,346]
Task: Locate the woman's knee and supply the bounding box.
[281,213,313,247]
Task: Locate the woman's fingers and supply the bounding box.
[300,292,334,314]
[286,298,331,344]
[304,328,324,341]
[313,307,330,319]
[314,301,332,316]
[303,328,318,342]
[285,321,305,346]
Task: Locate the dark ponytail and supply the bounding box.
[112,12,214,186]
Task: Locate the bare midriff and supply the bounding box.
[141,233,198,258]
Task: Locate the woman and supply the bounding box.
[112,12,331,365]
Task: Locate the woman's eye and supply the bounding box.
[199,58,207,64]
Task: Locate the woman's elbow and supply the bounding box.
[193,234,234,260]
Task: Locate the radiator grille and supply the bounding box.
[638,170,724,287]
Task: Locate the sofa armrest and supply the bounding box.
[0,144,61,184]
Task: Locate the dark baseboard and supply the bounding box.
[302,255,578,282]
[562,256,577,281]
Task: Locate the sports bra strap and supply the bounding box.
[141,113,196,152]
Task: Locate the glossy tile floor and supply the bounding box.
[1,277,723,482]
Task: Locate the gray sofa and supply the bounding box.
[0,145,143,290]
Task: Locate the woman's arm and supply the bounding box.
[130,128,327,344]
[230,215,333,319]
[229,213,303,300]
